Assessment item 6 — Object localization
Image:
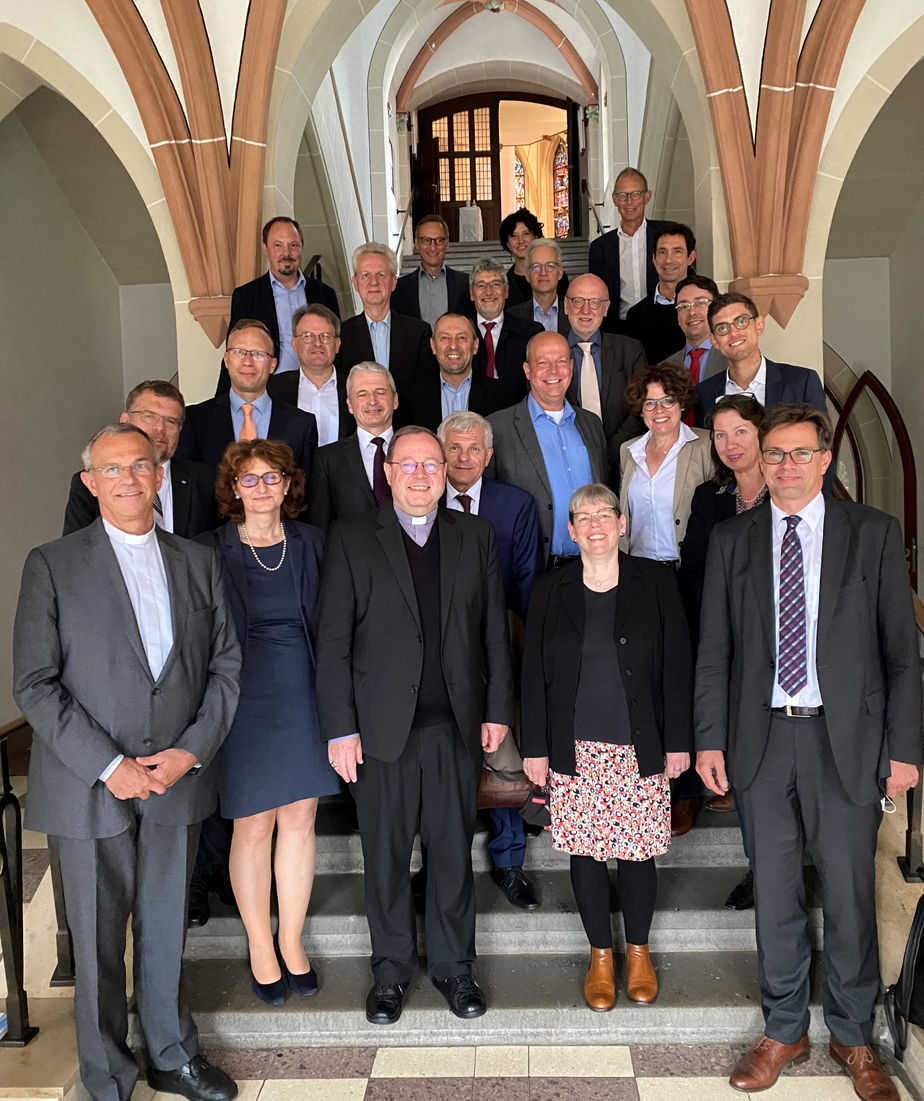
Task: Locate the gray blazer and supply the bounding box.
[660,346,728,385]
[13,520,241,840]
[487,398,610,553]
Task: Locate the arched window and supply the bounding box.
[514,154,525,209]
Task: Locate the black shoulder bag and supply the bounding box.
[885,891,924,1061]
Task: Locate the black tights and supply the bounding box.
[569,854,657,949]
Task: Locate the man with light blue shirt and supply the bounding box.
[508,239,570,336]
[488,331,609,567]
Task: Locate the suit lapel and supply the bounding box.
[437,511,462,640]
[574,411,603,482]
[817,500,849,650]
[764,360,783,406]
[557,563,584,636]
[170,463,192,536]
[746,506,776,657]
[345,437,376,503]
[376,508,421,628]
[155,531,189,685]
[672,439,694,516]
[87,522,153,681]
[514,402,552,497]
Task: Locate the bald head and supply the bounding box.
[524,330,573,412]
[564,273,610,340]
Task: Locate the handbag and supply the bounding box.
[476,766,533,810]
[519,785,551,829]
[884,891,924,1061]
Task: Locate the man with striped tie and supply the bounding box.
[694,403,920,1100]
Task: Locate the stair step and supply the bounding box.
[400,237,590,278]
[178,950,835,1049]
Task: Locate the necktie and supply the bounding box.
[578,341,602,418]
[684,348,706,426]
[153,492,165,530]
[240,403,257,441]
[777,515,807,696]
[371,436,391,505]
[370,320,388,367]
[456,493,472,513]
[483,321,496,379]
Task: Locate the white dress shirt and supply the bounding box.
[724,356,767,407]
[626,422,700,560]
[770,491,825,707]
[298,369,340,446]
[446,477,483,514]
[617,218,648,319]
[357,425,394,489]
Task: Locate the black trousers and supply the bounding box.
[353,722,479,983]
[55,801,200,1101]
[738,713,882,1046]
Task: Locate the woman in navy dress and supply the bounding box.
[204,439,339,1005]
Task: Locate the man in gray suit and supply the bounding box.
[13,423,241,1101]
[488,331,609,567]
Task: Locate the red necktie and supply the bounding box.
[684,347,706,426]
[456,493,472,513]
[483,321,496,379]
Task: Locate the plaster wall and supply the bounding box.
[119,283,178,396]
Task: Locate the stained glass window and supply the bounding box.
[553,134,569,238]
[514,155,525,208]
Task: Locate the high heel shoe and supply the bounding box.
[250,968,287,1005]
[274,934,318,996]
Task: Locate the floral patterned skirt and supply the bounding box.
[548,740,671,862]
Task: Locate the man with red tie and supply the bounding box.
[659,274,728,392]
[469,258,541,401]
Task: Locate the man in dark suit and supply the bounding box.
[266,303,351,445]
[317,426,513,1025]
[305,362,399,534]
[588,167,667,333]
[338,242,434,396]
[439,410,542,910]
[488,331,610,565]
[176,319,318,481]
[14,423,240,1101]
[562,272,645,472]
[696,403,919,1100]
[624,222,695,363]
[391,214,470,328]
[507,239,571,336]
[398,313,508,430]
[63,379,216,537]
[659,274,728,390]
[215,215,340,394]
[694,292,828,426]
[469,257,542,400]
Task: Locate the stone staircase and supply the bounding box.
[399,238,591,281]
[179,798,834,1050]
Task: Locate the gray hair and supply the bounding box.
[351,241,398,277]
[469,257,509,288]
[437,410,494,450]
[525,237,563,269]
[346,361,397,396]
[291,302,341,338]
[81,423,161,472]
[568,482,620,520]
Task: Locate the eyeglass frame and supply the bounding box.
[228,347,271,362]
[712,313,755,337]
[234,471,288,487]
[566,295,609,310]
[570,508,620,529]
[641,395,678,412]
[760,448,825,465]
[127,409,183,430]
[89,460,157,479]
[294,332,336,345]
[385,459,445,475]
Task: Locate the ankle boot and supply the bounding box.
[625,943,657,1002]
[584,947,615,1011]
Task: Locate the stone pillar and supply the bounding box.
[395,112,413,257]
[583,105,605,241]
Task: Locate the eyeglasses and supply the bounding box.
[676,298,713,313]
[295,332,336,345]
[712,314,755,337]
[566,296,608,310]
[90,460,156,478]
[235,471,286,487]
[128,410,183,430]
[529,262,561,274]
[417,235,447,246]
[614,190,646,201]
[228,347,270,362]
[386,459,445,475]
[473,280,505,292]
[642,396,678,412]
[571,508,620,529]
[760,448,824,465]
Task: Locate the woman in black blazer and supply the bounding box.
[521,483,693,1012]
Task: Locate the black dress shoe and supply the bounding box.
[274,935,318,996]
[432,974,486,1019]
[365,981,407,1024]
[251,970,287,1005]
[491,866,539,910]
[725,869,754,910]
[187,880,210,928]
[147,1055,238,1101]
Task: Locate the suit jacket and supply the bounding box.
[693,359,827,427]
[618,428,713,556]
[521,555,692,777]
[566,332,646,467]
[472,311,543,400]
[396,371,510,432]
[508,297,571,337]
[338,310,435,397]
[315,506,514,764]
[266,367,353,442]
[304,433,378,535]
[695,498,922,804]
[470,477,542,622]
[487,398,610,554]
[175,392,318,480]
[661,345,728,384]
[391,265,471,323]
[62,459,217,538]
[624,295,684,364]
[676,478,738,642]
[13,521,241,840]
[588,218,668,332]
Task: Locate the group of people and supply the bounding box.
[11,169,919,1101]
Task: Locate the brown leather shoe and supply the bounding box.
[583,947,615,1012]
[707,792,737,812]
[730,1034,810,1091]
[625,943,658,1002]
[829,1039,899,1101]
[671,797,699,837]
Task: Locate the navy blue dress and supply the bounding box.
[219,541,340,818]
